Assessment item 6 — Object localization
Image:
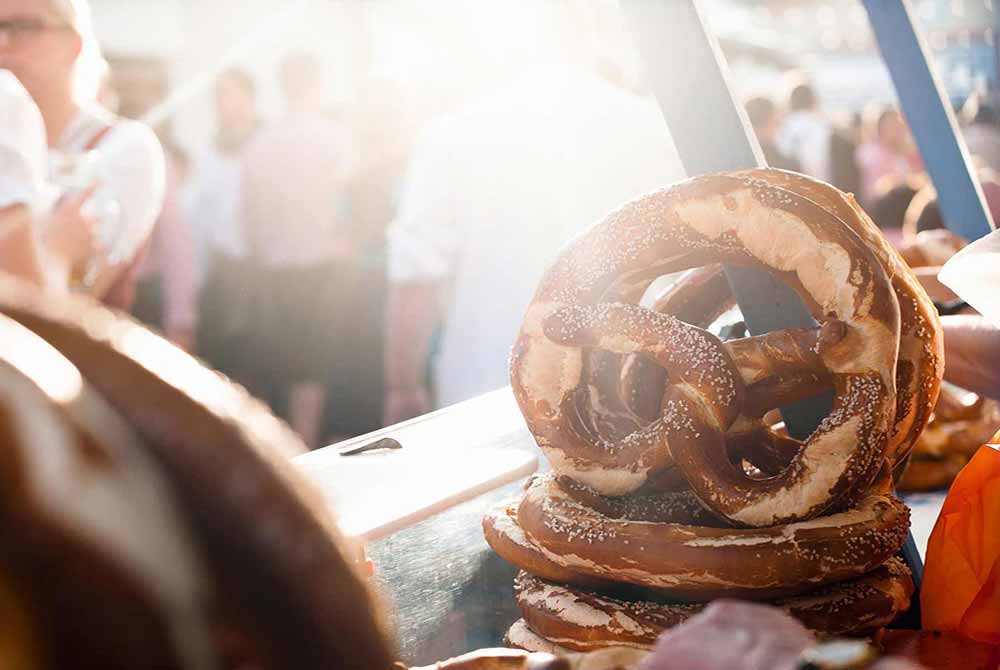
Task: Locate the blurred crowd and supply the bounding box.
[175,41,684,447]
[149,63,1000,449]
[3,0,999,449]
[144,54,412,448]
[747,77,1000,247]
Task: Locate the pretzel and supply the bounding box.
[645,226,938,480]
[485,475,909,601]
[896,455,967,492]
[543,171,943,509]
[569,271,753,491]
[405,648,570,670]
[0,281,394,670]
[513,558,913,652]
[913,385,1000,459]
[586,266,815,487]
[511,171,902,525]
[483,482,720,598]
[581,266,735,440]
[408,643,647,670]
[581,264,848,495]
[900,228,967,268]
[737,169,942,479]
[575,266,737,494]
[898,385,1000,491]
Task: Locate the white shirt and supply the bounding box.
[389,65,685,408]
[776,110,832,183]
[185,147,247,261]
[0,70,53,217]
[53,104,165,267]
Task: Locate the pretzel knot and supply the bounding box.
[509,170,941,527]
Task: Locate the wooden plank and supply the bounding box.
[295,389,537,541]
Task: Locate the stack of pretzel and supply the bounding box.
[485,169,945,653]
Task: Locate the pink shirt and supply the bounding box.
[241,111,353,269]
[857,141,922,206]
[138,153,198,332]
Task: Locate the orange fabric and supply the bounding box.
[922,438,1000,644]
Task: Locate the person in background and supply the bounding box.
[241,51,354,448]
[857,107,921,207]
[776,80,832,182]
[0,69,54,286]
[130,139,197,350]
[383,5,685,423]
[189,67,258,382]
[960,92,1000,173]
[867,180,919,247]
[321,76,413,442]
[904,167,1000,239]
[744,96,800,172]
[828,118,862,198]
[0,0,164,305]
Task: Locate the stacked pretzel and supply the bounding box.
[486,169,944,653]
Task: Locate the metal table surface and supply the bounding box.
[356,390,540,664]
[317,389,946,665]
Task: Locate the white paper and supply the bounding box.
[939,229,1000,325]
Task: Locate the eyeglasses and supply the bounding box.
[0,17,70,47]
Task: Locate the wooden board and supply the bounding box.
[295,389,538,542]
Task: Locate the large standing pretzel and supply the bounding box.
[511,172,901,525]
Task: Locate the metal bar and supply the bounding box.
[996,6,1000,90]
[619,0,832,439]
[888,532,925,629]
[863,0,996,241]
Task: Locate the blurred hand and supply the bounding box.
[384,386,431,426]
[46,184,100,273]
